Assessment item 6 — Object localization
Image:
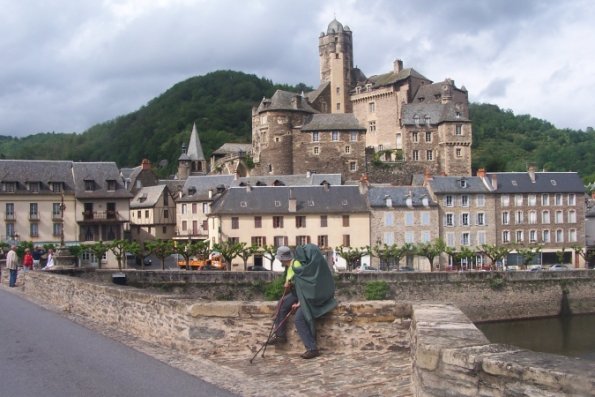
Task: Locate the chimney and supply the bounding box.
[208,189,213,199]
[477,168,486,178]
[491,174,498,190]
[384,195,392,208]
[528,164,537,183]
[358,174,369,195]
[291,95,302,109]
[394,59,403,73]
[288,188,296,212]
[141,159,151,170]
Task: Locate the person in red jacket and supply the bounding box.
[23,248,34,272]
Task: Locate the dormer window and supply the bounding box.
[459,179,468,188]
[84,180,95,191]
[550,179,557,186]
[107,180,117,191]
[50,182,62,193]
[2,182,16,193]
[28,182,40,193]
[139,193,148,202]
[424,116,431,126]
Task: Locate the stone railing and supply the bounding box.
[8,271,595,396]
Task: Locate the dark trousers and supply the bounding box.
[274,292,298,337]
[9,269,17,287]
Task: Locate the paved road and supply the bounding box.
[0,288,238,397]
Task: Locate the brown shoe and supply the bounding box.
[267,335,287,345]
[300,349,320,359]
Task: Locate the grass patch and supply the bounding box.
[364,281,390,300]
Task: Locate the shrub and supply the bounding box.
[364,281,390,300]
[264,276,285,301]
[489,275,506,290]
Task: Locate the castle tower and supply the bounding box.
[177,123,207,179]
[319,19,353,113]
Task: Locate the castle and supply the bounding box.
[248,19,472,182]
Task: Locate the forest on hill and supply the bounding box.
[0,70,593,183]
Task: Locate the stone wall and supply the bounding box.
[411,303,595,396]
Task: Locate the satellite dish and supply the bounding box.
[158,159,168,167]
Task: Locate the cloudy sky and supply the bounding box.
[2,0,595,137]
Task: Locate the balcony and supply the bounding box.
[4,213,15,221]
[80,210,124,224]
[29,213,39,221]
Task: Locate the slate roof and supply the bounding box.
[212,143,252,156]
[363,68,429,89]
[72,162,132,199]
[401,102,470,125]
[427,176,490,194]
[486,172,585,194]
[186,123,206,161]
[255,90,319,114]
[0,160,75,194]
[306,82,329,103]
[177,175,236,202]
[368,186,437,208]
[130,185,168,209]
[210,185,369,215]
[301,113,366,131]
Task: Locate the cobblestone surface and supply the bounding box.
[4,283,413,396]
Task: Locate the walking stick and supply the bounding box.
[249,308,294,364]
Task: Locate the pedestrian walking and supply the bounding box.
[23,248,33,272]
[6,245,18,287]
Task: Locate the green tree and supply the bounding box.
[236,242,258,271]
[212,240,243,271]
[259,244,277,271]
[109,239,137,271]
[67,244,84,267]
[336,245,369,271]
[88,241,110,269]
[145,239,176,270]
[415,239,446,272]
[515,245,543,270]
[480,244,512,270]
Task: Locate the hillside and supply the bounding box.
[0,70,593,182]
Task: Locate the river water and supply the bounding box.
[476,314,595,362]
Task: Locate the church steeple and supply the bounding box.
[177,123,207,179]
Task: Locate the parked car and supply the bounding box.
[399,266,415,272]
[549,264,569,271]
[247,265,269,271]
[355,264,379,272]
[126,253,152,267]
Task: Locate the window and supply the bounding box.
[502,211,510,225]
[273,216,284,228]
[445,213,454,226]
[461,233,470,246]
[342,215,350,227]
[53,223,62,237]
[251,236,266,247]
[163,193,169,206]
[477,213,485,226]
[349,161,357,171]
[29,182,40,193]
[529,230,537,243]
[421,212,430,225]
[254,216,262,228]
[350,131,357,142]
[345,146,351,154]
[555,194,563,205]
[181,220,187,231]
[426,150,433,161]
[84,180,95,191]
[542,210,551,224]
[231,217,239,229]
[405,212,414,226]
[412,132,419,143]
[556,229,564,243]
[336,102,340,111]
[501,195,510,206]
[3,182,15,192]
[425,131,432,142]
[145,210,149,218]
[543,229,550,243]
[568,194,576,206]
[313,146,320,155]
[515,194,523,206]
[368,121,376,132]
[192,203,197,214]
[331,131,339,141]
[181,204,187,214]
[412,150,419,161]
[404,231,414,244]
[202,203,209,214]
[342,234,350,246]
[163,209,169,219]
[446,232,455,247]
[528,194,537,206]
[555,210,563,224]
[296,216,306,228]
[107,180,116,191]
[445,195,453,207]
[455,125,462,135]
[296,235,310,246]
[312,132,319,142]
[421,231,431,243]
[455,148,462,158]
[320,215,327,227]
[51,182,62,193]
[569,229,577,242]
[383,231,394,245]
[368,102,375,113]
[528,211,537,224]
[384,212,394,226]
[228,237,239,244]
[568,210,576,223]
[515,211,523,224]
[461,213,470,226]
[542,194,550,206]
[461,195,469,207]
[29,203,38,218]
[30,223,39,237]
[477,231,486,245]
[516,230,524,242]
[502,230,510,243]
[53,203,61,217]
[202,220,208,230]
[317,235,328,248]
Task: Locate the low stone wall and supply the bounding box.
[19,271,411,357]
[411,304,595,396]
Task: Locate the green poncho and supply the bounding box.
[292,244,337,336]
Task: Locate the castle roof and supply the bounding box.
[186,123,205,161]
[301,113,366,131]
[401,102,470,125]
[326,18,351,34]
[212,143,252,156]
[256,90,318,114]
[364,68,429,88]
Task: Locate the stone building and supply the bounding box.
[177,123,207,180]
[249,18,472,182]
[129,184,176,242]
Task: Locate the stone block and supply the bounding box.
[188,302,240,318]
